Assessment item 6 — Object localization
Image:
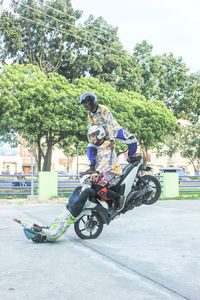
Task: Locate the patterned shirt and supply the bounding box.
[96,140,122,175]
[88,104,122,141]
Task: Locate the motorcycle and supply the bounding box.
[74,154,161,239]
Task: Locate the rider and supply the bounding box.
[67,125,126,217]
[13,126,125,243]
[79,92,138,171]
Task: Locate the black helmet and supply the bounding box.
[78,92,98,109]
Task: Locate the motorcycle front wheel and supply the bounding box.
[74,212,104,239]
[137,175,161,205]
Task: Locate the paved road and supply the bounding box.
[0,200,200,300]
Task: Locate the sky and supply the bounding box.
[72,0,200,73]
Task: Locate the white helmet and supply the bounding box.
[88,125,106,143]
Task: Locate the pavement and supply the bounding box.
[0,199,200,300]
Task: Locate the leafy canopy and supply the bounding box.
[0,63,178,170]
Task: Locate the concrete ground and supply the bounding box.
[0,200,200,300]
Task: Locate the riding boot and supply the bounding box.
[89,164,95,171]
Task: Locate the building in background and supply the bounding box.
[0,141,19,174]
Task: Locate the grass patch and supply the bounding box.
[0,194,30,199]
[160,193,200,200]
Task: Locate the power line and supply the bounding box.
[3,0,130,58]
[19,1,120,49]
[13,0,127,56]
[27,0,123,50]
[18,14,126,56]
[35,0,113,36]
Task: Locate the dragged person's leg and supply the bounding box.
[42,209,76,242]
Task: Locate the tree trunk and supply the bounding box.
[42,145,52,171]
[37,138,42,172]
[197,160,200,171]
[76,149,79,175]
[142,147,149,166]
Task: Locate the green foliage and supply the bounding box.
[0,12,23,59]
[157,123,200,173]
[0,65,178,170]
[179,124,200,172]
[157,53,188,108]
[176,72,200,123]
[131,41,160,100]
[0,0,82,73]
[130,41,189,107]
[0,0,123,83]
[60,14,125,84]
[0,63,87,170]
[0,2,194,122]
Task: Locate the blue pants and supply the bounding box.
[67,187,96,217]
[87,128,137,166]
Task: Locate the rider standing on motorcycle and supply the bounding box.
[13,126,125,243]
[79,92,138,171]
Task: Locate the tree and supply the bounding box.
[179,124,200,173]
[0,64,178,170]
[130,41,189,108]
[0,63,87,171]
[119,91,178,160]
[113,54,143,93]
[0,0,124,83]
[0,0,82,74]
[175,72,200,123]
[60,14,125,84]
[158,123,200,173]
[130,40,160,100]
[1,3,191,117]
[157,53,189,111]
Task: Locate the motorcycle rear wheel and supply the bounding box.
[74,212,104,239]
[137,175,161,205]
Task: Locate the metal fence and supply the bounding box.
[0,174,81,196]
[179,175,200,193]
[0,174,199,197]
[57,174,80,195]
[0,174,38,196]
